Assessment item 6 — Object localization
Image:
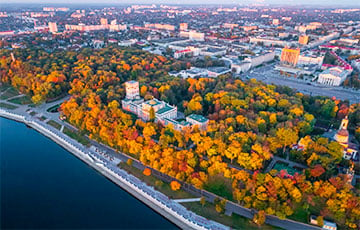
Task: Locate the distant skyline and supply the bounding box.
[4,0,360,7]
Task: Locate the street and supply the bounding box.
[242,63,360,104]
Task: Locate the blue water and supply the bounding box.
[0,117,177,229]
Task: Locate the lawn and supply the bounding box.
[29,111,37,116]
[8,95,32,105]
[0,87,20,100]
[47,120,62,130]
[119,162,195,199]
[0,84,10,92]
[63,126,90,146]
[182,201,280,230]
[0,102,18,110]
[289,207,309,223]
[203,174,233,200]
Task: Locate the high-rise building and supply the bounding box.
[272,19,280,25]
[48,22,58,33]
[299,35,309,45]
[125,81,140,99]
[179,23,188,31]
[189,30,205,41]
[100,18,108,25]
[280,48,300,66]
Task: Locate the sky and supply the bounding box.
[4,0,360,6]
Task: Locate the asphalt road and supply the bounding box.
[243,63,360,104]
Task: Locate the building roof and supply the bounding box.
[323,220,337,228]
[337,129,349,137]
[207,66,230,74]
[156,104,174,114]
[144,98,162,107]
[320,67,349,79]
[188,114,208,123]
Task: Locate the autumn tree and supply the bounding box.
[200,196,206,207]
[253,210,266,226]
[276,128,299,154]
[143,168,151,176]
[170,181,181,191]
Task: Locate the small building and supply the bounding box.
[169,67,208,79]
[334,116,358,160]
[317,67,350,86]
[174,49,193,59]
[310,215,337,230]
[118,39,137,47]
[207,67,231,78]
[186,114,209,130]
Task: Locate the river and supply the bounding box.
[0,117,176,229]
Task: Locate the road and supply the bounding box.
[242,63,360,104]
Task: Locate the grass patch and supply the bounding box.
[0,87,20,100]
[8,95,32,105]
[119,162,195,199]
[0,102,18,110]
[30,111,37,116]
[47,120,61,130]
[0,84,11,92]
[182,201,280,230]
[204,174,233,200]
[289,207,309,223]
[63,126,90,147]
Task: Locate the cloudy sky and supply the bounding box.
[6,0,360,6]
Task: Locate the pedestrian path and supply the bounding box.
[173,198,201,203]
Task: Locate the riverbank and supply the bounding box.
[0,108,229,230]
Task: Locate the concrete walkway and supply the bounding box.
[173,198,201,203]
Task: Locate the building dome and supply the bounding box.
[334,129,349,144]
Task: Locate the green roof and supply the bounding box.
[156,104,174,114]
[188,114,208,123]
[164,118,191,127]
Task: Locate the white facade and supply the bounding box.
[298,55,324,67]
[118,39,137,47]
[249,37,296,47]
[317,67,349,86]
[125,81,140,99]
[247,52,275,68]
[189,31,205,41]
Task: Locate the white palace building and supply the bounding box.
[121,81,208,131]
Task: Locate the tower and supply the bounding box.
[339,116,349,130]
[334,116,349,145]
[180,23,188,31]
[125,81,139,99]
[280,47,300,67]
[48,22,58,33]
[100,18,108,25]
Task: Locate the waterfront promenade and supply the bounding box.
[0,108,229,230]
[0,99,322,230]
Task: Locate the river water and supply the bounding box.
[0,117,176,229]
